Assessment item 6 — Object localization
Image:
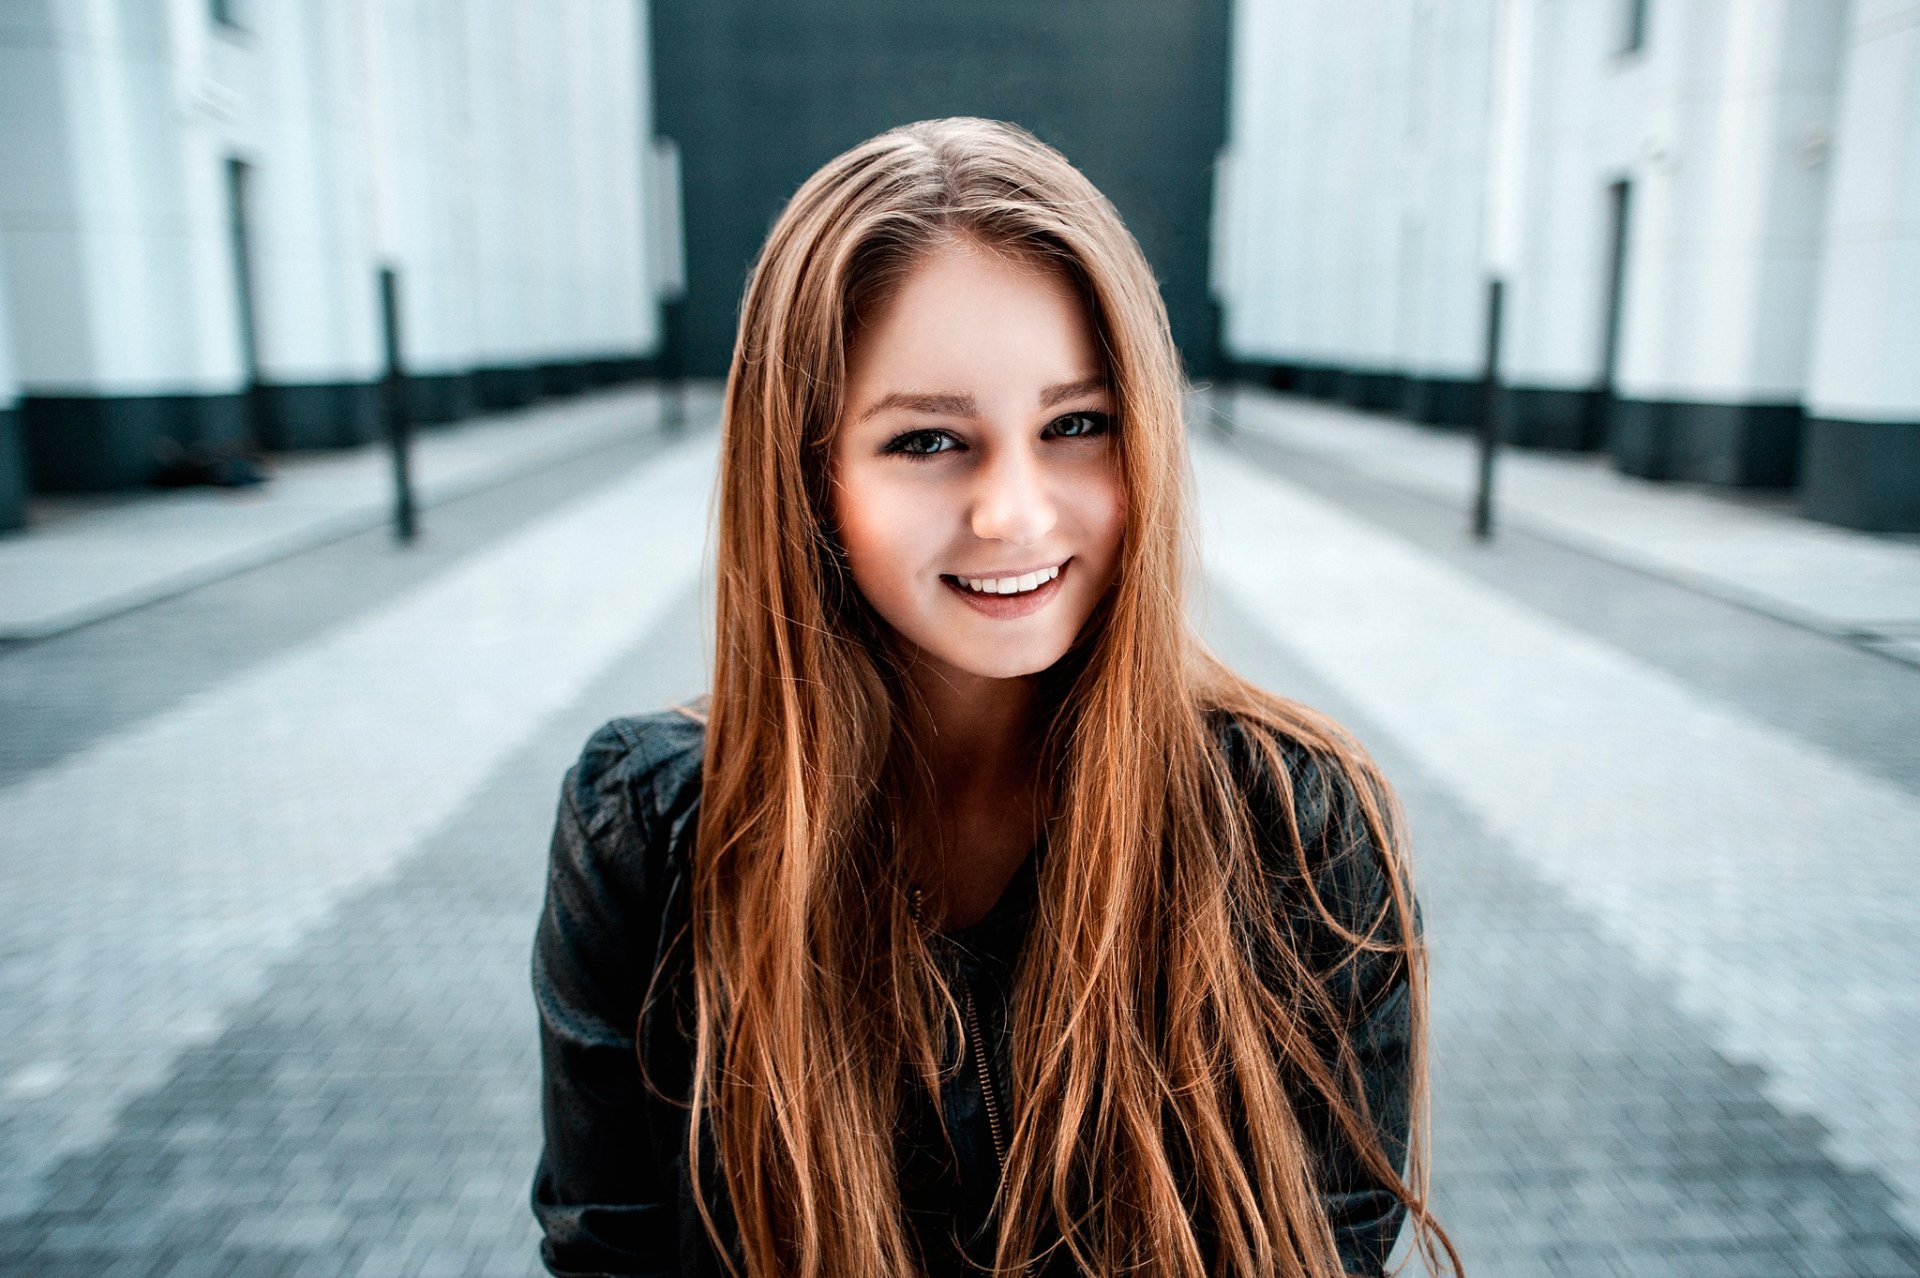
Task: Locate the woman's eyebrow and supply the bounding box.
[857,391,975,424]
[856,376,1109,425]
[1038,375,1110,408]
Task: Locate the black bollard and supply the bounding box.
[1473,277,1505,541]
[379,265,418,543]
[660,296,685,437]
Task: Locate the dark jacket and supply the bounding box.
[531,709,1414,1277]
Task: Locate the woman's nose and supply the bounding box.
[969,449,1057,546]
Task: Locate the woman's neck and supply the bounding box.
[909,665,1040,789]
[902,660,1047,928]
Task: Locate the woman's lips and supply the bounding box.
[941,560,1069,619]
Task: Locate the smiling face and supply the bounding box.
[830,238,1126,686]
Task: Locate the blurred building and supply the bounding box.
[0,0,671,531]
[1214,0,1920,532]
[651,0,1229,381]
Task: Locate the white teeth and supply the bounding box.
[957,565,1060,595]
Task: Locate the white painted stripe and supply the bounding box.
[0,435,718,1214]
[1194,438,1920,1229]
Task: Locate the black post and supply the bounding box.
[1473,277,1505,540]
[660,297,686,436]
[225,157,266,457]
[379,266,418,543]
[1210,305,1235,437]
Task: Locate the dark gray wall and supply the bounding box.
[651,1,1231,378]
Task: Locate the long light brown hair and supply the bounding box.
[688,117,1458,1277]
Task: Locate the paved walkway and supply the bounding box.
[0,389,1915,1276]
[1214,388,1920,665]
[1197,426,1920,1274]
[0,385,702,642]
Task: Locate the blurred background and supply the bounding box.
[1,1,1917,1275]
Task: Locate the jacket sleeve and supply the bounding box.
[1229,722,1417,1278]
[531,720,681,1277]
[1307,762,1415,1278]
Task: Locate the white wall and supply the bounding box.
[426,0,658,377]
[1406,0,1499,381]
[245,0,380,386]
[364,0,478,378]
[0,0,246,394]
[585,0,655,362]
[1611,0,1847,404]
[0,0,662,400]
[1805,0,1920,424]
[0,244,17,410]
[1499,0,1632,390]
[465,3,533,375]
[1216,0,1499,383]
[1216,0,1851,408]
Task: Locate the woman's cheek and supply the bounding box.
[1094,479,1127,559]
[843,492,922,608]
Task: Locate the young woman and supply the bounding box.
[532,118,1457,1278]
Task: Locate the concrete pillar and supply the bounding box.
[1606,0,1848,487]
[1802,0,1920,530]
[1403,0,1499,428]
[0,248,21,531]
[1215,0,1499,419]
[362,0,481,424]
[0,0,662,492]
[466,2,540,408]
[0,0,253,491]
[585,0,658,381]
[1498,0,1641,451]
[245,0,384,449]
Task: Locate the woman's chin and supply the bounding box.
[885,626,1059,684]
[924,641,1073,684]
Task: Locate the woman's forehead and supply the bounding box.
[843,243,1103,410]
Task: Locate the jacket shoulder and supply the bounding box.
[561,709,706,846]
[1204,707,1411,969]
[540,709,704,1001]
[1205,708,1346,851]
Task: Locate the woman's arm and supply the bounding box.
[531,721,682,1277]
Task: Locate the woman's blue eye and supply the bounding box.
[883,429,958,457]
[1048,411,1112,439]
[882,414,1109,457]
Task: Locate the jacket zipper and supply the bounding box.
[963,970,1031,1278]
[911,886,1027,1274]
[962,980,1009,1171]
[910,888,1009,1173]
